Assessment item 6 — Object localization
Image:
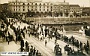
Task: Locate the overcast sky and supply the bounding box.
[0,0,90,7]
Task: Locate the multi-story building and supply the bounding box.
[52,2,69,17]
[9,1,28,14]
[81,7,90,16]
[9,1,52,15]
[0,3,11,17]
[9,1,83,17]
[69,4,81,17]
[69,4,80,13]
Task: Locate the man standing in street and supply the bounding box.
[7,37,9,45]
[25,41,29,51]
[45,40,47,46]
[21,39,24,52]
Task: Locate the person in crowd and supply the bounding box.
[27,45,29,52]
[33,47,36,55]
[80,41,83,49]
[21,39,24,50]
[7,37,9,45]
[25,41,29,51]
[45,40,47,46]
[30,45,33,54]
[87,40,89,48]
[36,50,39,56]
[76,40,79,48]
[55,39,57,44]
[84,43,89,53]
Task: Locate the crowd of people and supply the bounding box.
[15,18,90,56]
[63,35,89,54]
[20,39,42,56]
[1,18,90,56]
[7,19,43,56]
[25,22,89,56]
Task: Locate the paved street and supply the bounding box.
[12,19,86,56]
[13,20,55,56]
[0,0,90,56]
[0,18,90,56]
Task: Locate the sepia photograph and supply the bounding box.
[0,0,90,56]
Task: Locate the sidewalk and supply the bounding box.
[12,19,86,56]
[25,34,55,56]
[10,18,89,56]
[25,33,76,56]
[1,41,20,52]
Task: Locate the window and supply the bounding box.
[35,3,37,5]
[43,9,45,11]
[51,6,52,8]
[19,9,20,11]
[31,9,33,11]
[27,3,29,5]
[47,6,49,8]
[23,3,25,5]
[23,6,25,8]
[43,3,45,5]
[40,6,41,8]
[32,3,33,5]
[23,9,25,11]
[14,9,15,11]
[39,3,41,5]
[51,6,52,11]
[40,9,41,11]
[19,3,20,5]
[32,6,33,8]
[28,6,29,8]
[47,9,48,11]
[16,9,17,11]
[14,3,15,5]
[51,9,52,11]
[19,6,20,8]
[50,3,52,5]
[47,3,49,5]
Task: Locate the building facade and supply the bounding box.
[81,7,90,16]
[9,1,83,17]
[69,4,81,17]
[52,2,69,17]
[9,1,52,13]
[0,3,11,18]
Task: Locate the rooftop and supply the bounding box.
[69,4,80,7]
